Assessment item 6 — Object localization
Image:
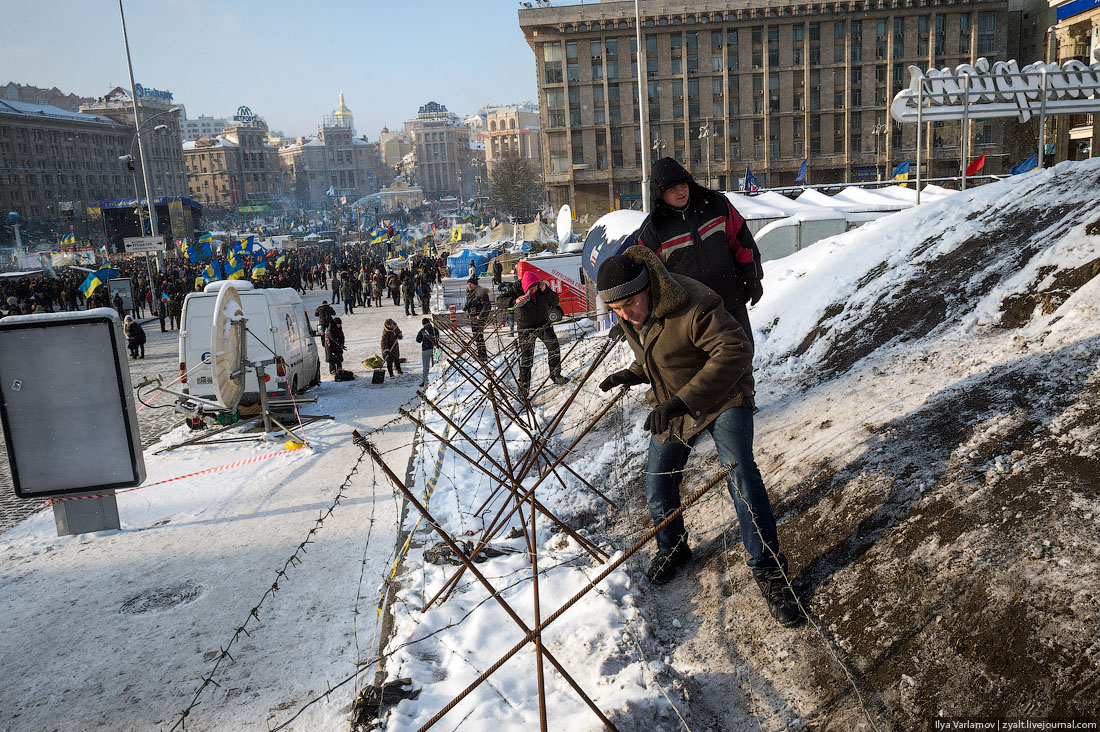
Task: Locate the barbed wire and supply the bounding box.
[165,429,385,730]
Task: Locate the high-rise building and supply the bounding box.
[404,101,470,200]
[80,86,186,200]
[179,106,230,143]
[520,0,1017,217]
[277,93,380,207]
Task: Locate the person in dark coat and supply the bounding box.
[341,276,356,315]
[123,315,146,359]
[635,157,764,344]
[464,278,491,361]
[314,300,336,340]
[167,293,183,331]
[415,317,439,387]
[491,258,503,286]
[498,271,567,399]
[381,318,403,376]
[596,247,799,627]
[113,292,125,319]
[417,277,432,315]
[401,275,416,316]
[325,318,346,375]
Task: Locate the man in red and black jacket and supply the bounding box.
[635,157,763,343]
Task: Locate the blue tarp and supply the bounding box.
[447,248,499,278]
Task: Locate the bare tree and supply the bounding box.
[489,154,545,222]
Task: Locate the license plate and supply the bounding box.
[196,376,212,384]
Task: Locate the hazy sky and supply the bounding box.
[2,0,554,139]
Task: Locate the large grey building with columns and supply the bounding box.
[520,0,1022,218]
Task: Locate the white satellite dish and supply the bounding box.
[556,204,573,247]
[210,283,247,411]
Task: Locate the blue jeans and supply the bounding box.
[644,406,786,574]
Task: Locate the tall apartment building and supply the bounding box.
[484,103,542,178]
[179,107,230,142]
[278,94,380,208]
[520,0,1017,216]
[80,86,187,200]
[404,101,470,200]
[183,122,281,211]
[0,99,130,220]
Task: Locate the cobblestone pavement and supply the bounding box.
[0,317,185,533]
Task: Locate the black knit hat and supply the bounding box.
[597,255,650,303]
[651,157,694,194]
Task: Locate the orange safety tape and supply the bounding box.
[43,448,297,506]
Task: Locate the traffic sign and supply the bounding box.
[123,236,165,253]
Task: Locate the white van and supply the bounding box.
[179,281,321,406]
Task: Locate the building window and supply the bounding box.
[543,43,562,84]
[977,12,996,54]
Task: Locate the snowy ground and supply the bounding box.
[0,289,428,731]
[3,159,1100,732]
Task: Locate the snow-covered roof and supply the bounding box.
[182,135,239,151]
[0,99,125,127]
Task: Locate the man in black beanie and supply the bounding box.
[636,157,763,344]
[596,247,801,627]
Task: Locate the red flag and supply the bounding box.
[965,154,986,176]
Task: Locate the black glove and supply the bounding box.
[599,369,645,392]
[643,396,690,434]
[608,322,625,344]
[745,278,763,306]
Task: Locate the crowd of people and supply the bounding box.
[3,157,803,628]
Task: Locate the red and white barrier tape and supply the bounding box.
[43,448,297,505]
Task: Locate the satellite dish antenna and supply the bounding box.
[556,204,573,247]
[211,283,247,411]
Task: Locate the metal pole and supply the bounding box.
[1038,68,1049,170]
[118,0,162,257]
[916,84,923,206]
[635,0,650,212]
[961,72,970,191]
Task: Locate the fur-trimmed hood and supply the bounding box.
[621,245,688,318]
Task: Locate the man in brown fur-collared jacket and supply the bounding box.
[597,245,801,628]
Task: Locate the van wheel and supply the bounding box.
[310,362,321,388]
[292,375,300,395]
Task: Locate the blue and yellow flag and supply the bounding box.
[251,261,267,278]
[275,252,288,269]
[891,159,911,181]
[225,252,245,280]
[203,261,223,280]
[1010,154,1038,175]
[80,267,120,297]
[60,232,76,246]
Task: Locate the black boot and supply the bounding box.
[754,570,803,627]
[550,373,568,385]
[645,540,692,585]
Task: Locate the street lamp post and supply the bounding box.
[118,0,178,276]
[119,112,176,290]
[698,121,713,189]
[871,123,888,183]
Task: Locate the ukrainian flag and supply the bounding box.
[60,232,76,246]
[80,267,120,297]
[203,261,223,280]
[892,159,911,182]
[251,261,267,278]
[275,252,288,269]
